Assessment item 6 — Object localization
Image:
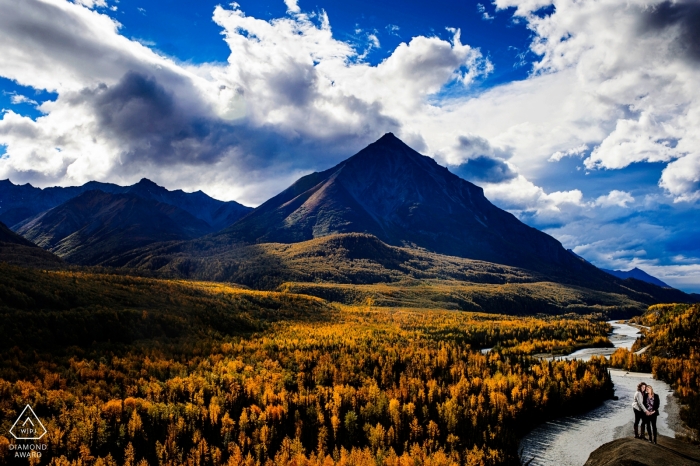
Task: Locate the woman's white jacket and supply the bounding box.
[632,391,648,413]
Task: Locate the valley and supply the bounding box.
[0,134,697,465]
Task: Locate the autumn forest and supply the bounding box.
[0,264,627,466]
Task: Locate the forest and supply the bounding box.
[608,303,700,441]
[0,264,617,465]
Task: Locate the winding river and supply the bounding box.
[518,321,681,466]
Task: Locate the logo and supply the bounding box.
[9,405,47,440]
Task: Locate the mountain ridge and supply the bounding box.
[601,267,670,288]
[0,177,252,231]
[15,190,215,265]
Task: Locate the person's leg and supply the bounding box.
[640,415,648,439]
[651,416,658,443]
[633,409,642,438]
[645,416,653,441]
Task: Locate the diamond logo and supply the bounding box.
[9,405,47,440]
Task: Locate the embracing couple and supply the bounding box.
[632,382,660,444]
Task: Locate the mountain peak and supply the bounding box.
[367,132,411,151]
[215,132,582,272]
[135,178,159,187]
[376,132,399,143]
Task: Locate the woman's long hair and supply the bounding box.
[647,385,654,396]
[637,382,647,392]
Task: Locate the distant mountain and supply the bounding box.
[0,220,64,268]
[602,267,670,288]
[15,191,214,265]
[212,133,586,275]
[0,178,251,231]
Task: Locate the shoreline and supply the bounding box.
[518,321,691,465]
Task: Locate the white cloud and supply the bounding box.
[7,93,39,106]
[549,143,587,162]
[74,0,108,8]
[283,0,300,14]
[595,190,634,208]
[0,0,492,205]
[482,175,585,217]
[490,0,700,203]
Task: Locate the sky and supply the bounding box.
[0,0,699,292]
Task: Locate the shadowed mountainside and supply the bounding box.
[0,220,64,268]
[15,191,215,265]
[0,177,251,230]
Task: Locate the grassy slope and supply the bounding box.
[0,263,330,353]
[107,233,690,317]
[282,281,647,316]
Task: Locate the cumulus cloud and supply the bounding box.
[489,0,700,203]
[0,0,491,203]
[595,190,635,208]
[549,143,587,162]
[7,93,39,106]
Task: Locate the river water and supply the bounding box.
[518,321,679,466]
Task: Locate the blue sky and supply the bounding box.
[0,0,699,292]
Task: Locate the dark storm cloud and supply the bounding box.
[77,71,401,176]
[90,71,237,165]
[451,156,517,183]
[446,134,516,183]
[641,1,700,62]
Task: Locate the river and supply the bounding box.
[518,321,681,466]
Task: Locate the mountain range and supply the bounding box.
[0,177,252,231]
[15,190,216,265]
[0,133,695,313]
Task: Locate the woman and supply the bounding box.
[632,382,649,439]
[644,384,660,444]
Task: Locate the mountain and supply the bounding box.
[0,219,34,246]
[0,178,251,231]
[211,133,587,274]
[112,134,696,311]
[15,191,214,265]
[601,267,670,288]
[0,220,64,267]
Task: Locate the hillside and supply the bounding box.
[111,233,693,316]
[0,262,329,354]
[0,220,64,268]
[15,190,215,265]
[0,177,251,230]
[110,134,696,306]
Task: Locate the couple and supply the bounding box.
[632,382,660,444]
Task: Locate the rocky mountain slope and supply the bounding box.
[15,191,215,265]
